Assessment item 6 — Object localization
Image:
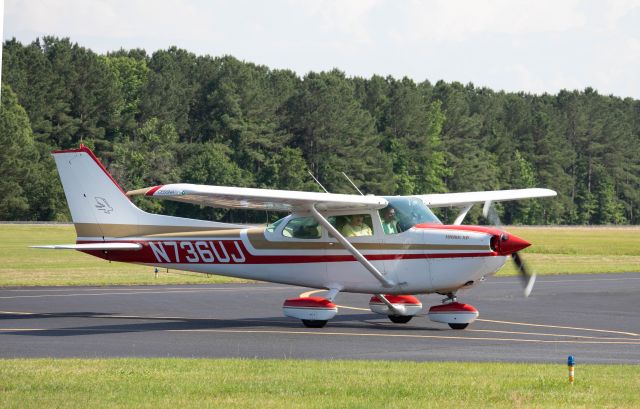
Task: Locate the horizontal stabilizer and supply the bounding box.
[31,243,142,251]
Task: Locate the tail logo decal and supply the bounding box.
[94,197,114,214]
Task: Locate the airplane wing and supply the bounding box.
[415,188,557,207]
[127,184,388,212]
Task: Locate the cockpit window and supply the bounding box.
[383,196,441,231]
[282,217,322,239]
[266,217,286,234]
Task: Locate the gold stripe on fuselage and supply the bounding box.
[246,228,489,252]
[74,223,241,238]
[75,224,490,252]
[143,229,243,239]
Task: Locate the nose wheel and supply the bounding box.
[428,293,479,330]
[301,319,329,328]
[388,315,413,324]
[283,297,338,327]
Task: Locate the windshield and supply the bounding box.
[266,217,287,233]
[383,196,441,230]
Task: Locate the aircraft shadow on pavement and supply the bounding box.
[2,311,443,337]
[0,312,114,321]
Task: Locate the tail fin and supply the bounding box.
[53,146,145,237]
[52,145,243,239]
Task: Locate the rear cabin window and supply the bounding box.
[329,214,374,237]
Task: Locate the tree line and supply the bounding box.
[1,37,639,224]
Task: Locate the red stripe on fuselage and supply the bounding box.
[77,239,498,265]
[415,223,503,236]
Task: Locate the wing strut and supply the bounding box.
[453,204,474,225]
[309,205,395,288]
[374,293,401,314]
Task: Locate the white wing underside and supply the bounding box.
[127,184,388,212]
[416,188,557,207]
[128,185,556,213]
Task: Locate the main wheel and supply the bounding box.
[388,315,413,324]
[448,323,469,330]
[302,319,328,328]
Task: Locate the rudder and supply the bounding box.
[52,145,248,239]
[52,145,146,238]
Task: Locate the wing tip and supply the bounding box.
[126,185,164,197]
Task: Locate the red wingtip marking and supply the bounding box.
[145,185,164,196]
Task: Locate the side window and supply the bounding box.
[282,217,322,239]
[334,214,374,237]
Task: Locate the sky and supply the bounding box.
[3,0,640,98]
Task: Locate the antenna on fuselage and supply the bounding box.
[341,172,364,196]
[307,170,329,193]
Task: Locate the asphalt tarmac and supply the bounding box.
[1,273,639,363]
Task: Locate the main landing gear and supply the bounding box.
[368,294,422,324]
[282,292,478,330]
[427,293,479,330]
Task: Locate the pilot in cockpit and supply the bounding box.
[380,206,399,234]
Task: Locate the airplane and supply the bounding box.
[35,145,557,330]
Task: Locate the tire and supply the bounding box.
[302,319,328,328]
[388,315,413,324]
[448,323,469,330]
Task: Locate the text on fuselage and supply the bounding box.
[148,240,246,263]
[445,234,470,240]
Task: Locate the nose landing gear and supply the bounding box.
[282,297,338,328]
[427,293,479,330]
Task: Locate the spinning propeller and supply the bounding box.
[483,201,536,297]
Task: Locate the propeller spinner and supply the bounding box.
[483,201,536,297]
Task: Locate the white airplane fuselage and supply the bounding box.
[40,146,548,329]
[49,146,532,297]
[79,216,508,295]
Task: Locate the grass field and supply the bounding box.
[0,358,638,408]
[1,224,639,287]
[500,226,640,276]
[0,224,244,286]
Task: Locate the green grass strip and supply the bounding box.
[1,358,638,408]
